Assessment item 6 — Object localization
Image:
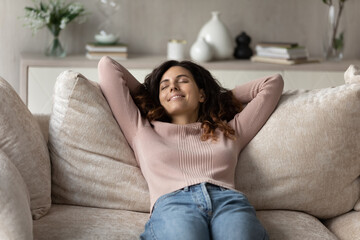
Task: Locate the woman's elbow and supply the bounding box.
[98,56,124,86]
[271,74,284,92]
[98,56,114,75]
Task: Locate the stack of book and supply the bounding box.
[85,42,128,60]
[251,42,315,65]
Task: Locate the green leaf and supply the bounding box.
[25,7,35,11]
[334,32,344,50]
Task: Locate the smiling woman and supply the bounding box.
[158,66,205,125]
[133,60,243,141]
[98,56,284,240]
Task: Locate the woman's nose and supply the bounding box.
[170,83,179,92]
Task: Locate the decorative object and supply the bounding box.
[190,37,213,62]
[234,32,253,59]
[22,0,87,57]
[196,11,234,60]
[85,42,128,60]
[322,0,347,60]
[95,0,121,45]
[167,39,187,61]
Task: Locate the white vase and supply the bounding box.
[190,37,213,62]
[198,11,234,60]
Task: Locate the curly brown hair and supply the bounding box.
[133,60,242,141]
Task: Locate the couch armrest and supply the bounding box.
[324,211,360,240]
[0,151,33,240]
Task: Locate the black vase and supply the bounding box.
[234,32,253,59]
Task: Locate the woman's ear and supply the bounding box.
[199,89,205,103]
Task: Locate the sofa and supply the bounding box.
[0,64,360,240]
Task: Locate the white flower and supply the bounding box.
[60,18,69,29]
[68,3,82,14]
[22,0,87,35]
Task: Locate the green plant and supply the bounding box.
[22,0,87,36]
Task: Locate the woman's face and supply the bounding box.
[159,66,205,123]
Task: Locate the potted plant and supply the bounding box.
[22,0,87,57]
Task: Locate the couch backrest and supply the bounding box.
[41,68,360,219]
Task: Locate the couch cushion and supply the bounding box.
[33,205,337,240]
[49,71,149,212]
[33,204,148,240]
[236,82,360,219]
[0,150,33,240]
[0,77,51,219]
[324,211,360,240]
[258,210,337,240]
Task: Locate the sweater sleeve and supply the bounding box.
[230,74,284,148]
[98,56,144,148]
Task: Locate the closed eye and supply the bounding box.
[160,85,169,91]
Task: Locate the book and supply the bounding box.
[257,42,299,48]
[255,45,308,59]
[251,55,319,65]
[255,45,307,54]
[86,52,128,60]
[85,42,128,53]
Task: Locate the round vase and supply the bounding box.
[198,11,234,60]
[190,37,213,62]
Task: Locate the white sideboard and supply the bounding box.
[21,53,359,114]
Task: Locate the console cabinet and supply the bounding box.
[21,53,357,114]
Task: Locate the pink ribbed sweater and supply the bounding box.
[98,56,284,211]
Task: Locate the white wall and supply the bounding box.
[1,0,360,93]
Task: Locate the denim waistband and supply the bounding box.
[183,182,227,192]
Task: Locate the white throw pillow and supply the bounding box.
[236,82,360,219]
[49,71,149,212]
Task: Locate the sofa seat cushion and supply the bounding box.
[258,210,337,240]
[33,205,337,240]
[236,82,360,219]
[48,71,149,212]
[0,77,51,219]
[33,204,148,240]
[324,211,360,240]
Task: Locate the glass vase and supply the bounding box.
[45,34,66,58]
[323,0,345,61]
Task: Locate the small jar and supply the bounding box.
[167,39,187,61]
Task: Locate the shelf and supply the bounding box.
[20,52,360,71]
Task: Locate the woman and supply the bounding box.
[98,56,284,240]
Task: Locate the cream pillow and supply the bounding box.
[236,82,360,219]
[0,77,51,220]
[0,150,33,240]
[49,71,149,212]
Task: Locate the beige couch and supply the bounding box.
[1,65,360,240]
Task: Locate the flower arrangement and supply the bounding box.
[22,0,87,57]
[322,0,347,59]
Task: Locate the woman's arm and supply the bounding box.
[230,74,284,148]
[98,56,144,147]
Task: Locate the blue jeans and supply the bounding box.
[140,183,268,240]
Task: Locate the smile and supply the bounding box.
[168,94,185,101]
